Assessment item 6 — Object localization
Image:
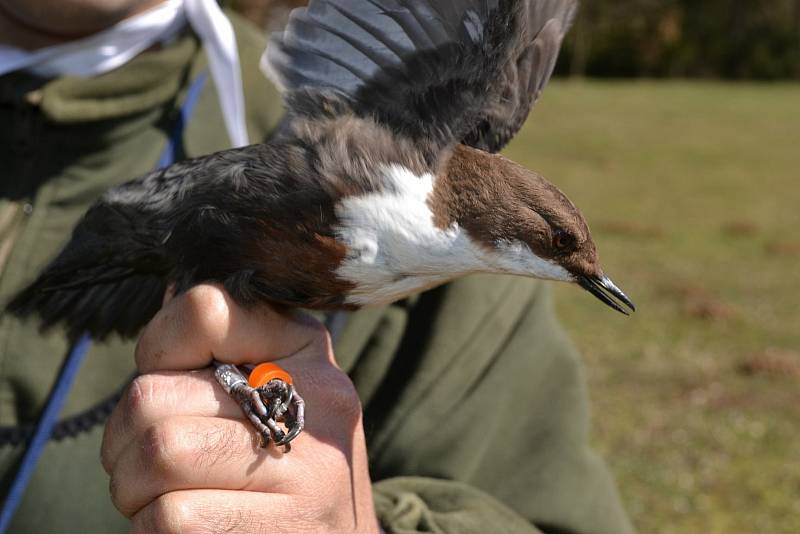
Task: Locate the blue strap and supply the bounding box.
[157,71,209,169]
[0,334,91,533]
[0,72,209,533]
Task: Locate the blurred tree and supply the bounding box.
[558,0,800,79]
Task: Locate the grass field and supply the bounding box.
[505,81,800,533]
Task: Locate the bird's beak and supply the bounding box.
[576,274,636,315]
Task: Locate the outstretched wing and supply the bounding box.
[462,0,577,152]
[264,0,576,159]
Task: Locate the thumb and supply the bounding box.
[135,283,327,373]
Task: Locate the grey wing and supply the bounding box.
[263,0,577,158]
[462,0,578,153]
[263,0,520,160]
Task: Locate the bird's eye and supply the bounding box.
[552,230,573,251]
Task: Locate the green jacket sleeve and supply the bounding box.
[336,275,635,534]
[374,477,541,534]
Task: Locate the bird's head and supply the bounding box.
[436,146,635,314]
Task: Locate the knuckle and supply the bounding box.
[305,314,329,338]
[121,375,171,436]
[100,405,124,473]
[108,471,139,518]
[321,368,362,424]
[181,284,231,336]
[99,436,113,474]
[107,471,124,512]
[305,316,333,348]
[134,492,187,534]
[124,375,158,418]
[291,310,330,343]
[134,325,162,370]
[141,420,182,478]
[312,325,334,355]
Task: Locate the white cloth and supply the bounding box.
[0,0,249,147]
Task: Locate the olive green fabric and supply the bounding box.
[0,13,633,534]
[339,276,633,534]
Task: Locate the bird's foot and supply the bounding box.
[213,362,305,450]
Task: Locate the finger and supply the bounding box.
[102,369,244,473]
[109,416,323,518]
[102,353,362,474]
[130,490,303,534]
[102,357,361,478]
[135,283,329,373]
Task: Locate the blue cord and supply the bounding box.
[0,334,91,533]
[158,71,209,169]
[0,72,209,533]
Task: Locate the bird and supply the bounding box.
[7,0,634,447]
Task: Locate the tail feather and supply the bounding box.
[8,268,166,341]
[6,201,170,341]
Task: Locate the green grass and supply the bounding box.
[505,80,800,534]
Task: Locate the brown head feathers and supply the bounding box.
[432,145,601,280]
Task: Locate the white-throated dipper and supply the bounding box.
[8,0,634,447]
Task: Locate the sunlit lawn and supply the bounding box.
[506,80,800,534]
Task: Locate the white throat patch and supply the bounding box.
[333,164,571,305]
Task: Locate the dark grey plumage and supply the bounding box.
[9,142,349,340]
[463,0,578,151]
[267,0,577,154]
[7,0,579,340]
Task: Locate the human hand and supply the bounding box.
[100,284,379,533]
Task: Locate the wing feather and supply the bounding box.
[264,0,576,158]
[463,0,578,152]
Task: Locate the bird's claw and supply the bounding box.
[242,380,305,450]
[213,363,305,450]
